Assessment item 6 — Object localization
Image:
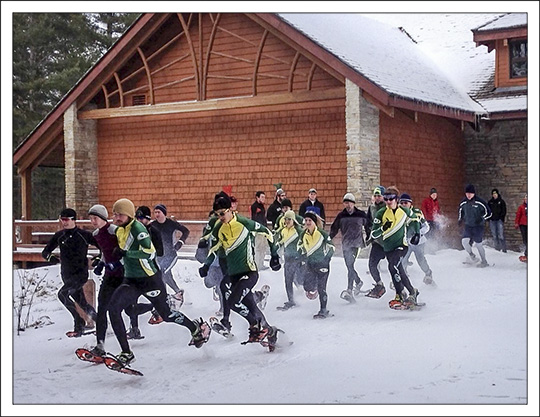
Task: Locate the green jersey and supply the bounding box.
[370,205,419,252]
[115,219,158,278]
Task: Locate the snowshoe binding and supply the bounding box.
[75,346,106,364]
[103,352,143,377]
[255,284,271,310]
[241,322,270,345]
[340,289,356,303]
[188,318,211,348]
[276,301,296,311]
[209,316,233,338]
[365,283,386,299]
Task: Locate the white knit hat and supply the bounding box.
[88,204,109,221]
[343,193,356,203]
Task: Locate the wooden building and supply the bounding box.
[12,13,528,249]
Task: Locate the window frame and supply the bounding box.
[509,38,527,79]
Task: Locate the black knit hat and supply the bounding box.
[136,206,152,220]
[430,188,437,194]
[465,184,476,194]
[154,203,167,215]
[281,198,292,208]
[60,208,76,219]
[400,193,413,203]
[304,212,318,223]
[213,196,231,211]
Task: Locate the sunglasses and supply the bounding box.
[60,217,74,221]
[383,194,397,201]
[215,209,230,217]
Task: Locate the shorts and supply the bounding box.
[462,225,484,243]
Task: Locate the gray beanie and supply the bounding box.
[343,193,356,203]
[88,204,108,222]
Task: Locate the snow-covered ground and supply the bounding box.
[5,245,538,415]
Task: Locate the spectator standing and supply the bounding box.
[267,188,287,229]
[421,188,441,251]
[250,191,268,270]
[487,188,507,252]
[299,188,326,225]
[514,193,527,262]
[41,208,98,337]
[329,193,369,302]
[458,184,492,267]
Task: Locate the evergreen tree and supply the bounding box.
[13,13,139,219]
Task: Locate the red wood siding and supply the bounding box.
[96,101,347,224]
[379,110,465,222]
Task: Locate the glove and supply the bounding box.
[105,261,122,271]
[93,261,105,276]
[270,255,281,271]
[174,240,184,251]
[410,233,420,245]
[91,256,101,268]
[48,254,60,265]
[199,265,209,278]
[382,221,392,231]
[113,247,127,258]
[197,239,208,249]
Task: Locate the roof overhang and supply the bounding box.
[473,27,527,51]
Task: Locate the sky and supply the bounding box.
[5,244,540,415]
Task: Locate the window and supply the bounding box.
[509,39,527,78]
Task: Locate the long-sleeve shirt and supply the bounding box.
[204,213,278,276]
[92,223,123,278]
[370,205,420,252]
[329,207,368,249]
[151,218,189,258]
[115,219,158,278]
[275,223,304,260]
[42,226,96,281]
[458,196,491,227]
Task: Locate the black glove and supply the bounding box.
[105,261,122,271]
[93,261,105,275]
[270,255,281,271]
[410,233,420,245]
[199,265,209,278]
[197,239,208,249]
[113,247,127,258]
[382,221,392,231]
[48,254,60,265]
[91,256,101,268]
[174,240,184,251]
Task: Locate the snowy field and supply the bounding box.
[5,246,539,416]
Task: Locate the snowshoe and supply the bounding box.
[241,322,270,345]
[260,326,280,352]
[402,289,419,308]
[519,255,527,263]
[365,283,386,299]
[389,293,406,310]
[188,318,211,348]
[340,289,356,304]
[166,291,184,311]
[75,346,106,364]
[353,280,367,295]
[103,352,143,377]
[313,309,333,319]
[209,316,234,338]
[256,284,271,310]
[66,329,95,338]
[463,253,479,265]
[276,301,296,311]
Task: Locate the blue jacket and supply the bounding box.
[458,196,491,227]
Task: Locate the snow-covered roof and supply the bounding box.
[278,13,485,115]
[474,13,527,31]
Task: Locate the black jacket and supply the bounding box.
[266,199,283,228]
[329,207,369,248]
[488,195,507,222]
[42,227,96,281]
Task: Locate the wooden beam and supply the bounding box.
[202,13,221,100]
[288,52,300,92]
[21,169,32,220]
[78,87,345,120]
[113,72,124,107]
[362,91,394,118]
[137,47,154,105]
[17,120,63,173]
[177,13,200,100]
[252,29,269,95]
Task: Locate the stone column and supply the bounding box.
[63,102,98,216]
[345,79,380,209]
